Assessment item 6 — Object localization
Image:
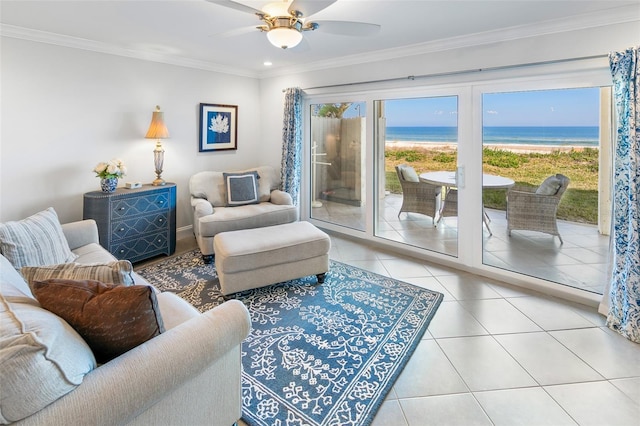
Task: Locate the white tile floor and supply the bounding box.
[325,234,640,426]
[166,233,639,426]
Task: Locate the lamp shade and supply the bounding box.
[266,28,303,49]
[145,105,170,139]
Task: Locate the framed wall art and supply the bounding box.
[199,103,238,152]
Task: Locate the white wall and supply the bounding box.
[0,37,263,228]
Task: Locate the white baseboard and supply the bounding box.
[177,225,193,241]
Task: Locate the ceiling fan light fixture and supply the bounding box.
[262,1,290,18]
[267,27,303,49]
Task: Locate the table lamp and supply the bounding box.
[144,105,170,186]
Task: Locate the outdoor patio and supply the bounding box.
[311,194,610,294]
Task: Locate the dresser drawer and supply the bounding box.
[111,192,169,220]
[111,232,169,263]
[111,212,168,241]
[83,183,177,264]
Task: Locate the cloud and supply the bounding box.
[434,110,444,115]
[550,107,555,112]
[486,110,498,115]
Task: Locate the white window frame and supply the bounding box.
[304,64,613,307]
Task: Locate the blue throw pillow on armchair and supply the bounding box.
[223,171,260,207]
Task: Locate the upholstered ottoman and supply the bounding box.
[214,221,331,296]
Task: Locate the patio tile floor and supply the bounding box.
[311,194,609,294]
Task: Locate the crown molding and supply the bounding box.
[258,4,640,78]
[2,4,637,80]
[0,24,260,79]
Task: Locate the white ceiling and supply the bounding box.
[1,0,638,78]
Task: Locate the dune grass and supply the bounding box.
[385,146,599,224]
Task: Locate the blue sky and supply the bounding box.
[384,96,458,127]
[340,87,600,127]
[483,88,600,127]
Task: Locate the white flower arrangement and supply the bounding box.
[94,158,127,179]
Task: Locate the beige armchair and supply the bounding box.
[507,174,570,243]
[189,166,298,263]
[395,165,441,225]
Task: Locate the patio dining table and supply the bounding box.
[419,171,515,235]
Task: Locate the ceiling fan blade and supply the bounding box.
[314,20,381,37]
[205,0,264,15]
[288,0,337,17]
[289,36,311,52]
[210,25,261,38]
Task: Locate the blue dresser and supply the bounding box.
[83,183,176,263]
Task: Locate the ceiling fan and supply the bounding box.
[206,0,381,49]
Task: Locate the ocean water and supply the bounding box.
[386,126,599,147]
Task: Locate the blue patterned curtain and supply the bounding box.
[280,88,303,205]
[606,46,640,343]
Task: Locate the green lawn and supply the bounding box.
[385,147,599,224]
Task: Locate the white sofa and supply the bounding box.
[0,218,251,426]
[189,166,299,263]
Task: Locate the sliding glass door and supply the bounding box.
[309,102,366,231]
[305,69,613,298]
[481,87,612,294]
[374,96,459,257]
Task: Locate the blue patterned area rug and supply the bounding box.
[138,249,443,426]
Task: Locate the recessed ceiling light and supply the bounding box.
[264,61,273,66]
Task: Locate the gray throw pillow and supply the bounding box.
[21,260,135,288]
[223,171,260,207]
[0,207,78,270]
[401,166,420,182]
[536,175,562,195]
[0,294,96,423]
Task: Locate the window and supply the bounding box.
[309,102,366,231]
[481,88,610,294]
[374,96,459,257]
[305,68,612,298]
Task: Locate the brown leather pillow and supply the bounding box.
[31,278,165,363]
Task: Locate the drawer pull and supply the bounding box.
[119,228,125,232]
[119,249,125,254]
[158,218,163,223]
[118,207,125,211]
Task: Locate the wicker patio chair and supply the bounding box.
[395,164,441,225]
[507,173,570,243]
[437,188,458,223]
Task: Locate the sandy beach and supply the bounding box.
[385,140,597,154]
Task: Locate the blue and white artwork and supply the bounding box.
[199,103,237,152]
[207,111,231,144]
